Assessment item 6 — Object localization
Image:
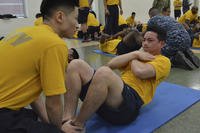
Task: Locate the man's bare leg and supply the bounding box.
[63,59,94,122]
[72,66,124,127]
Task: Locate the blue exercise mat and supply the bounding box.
[86,82,200,133]
[93,49,117,57]
[191,47,200,50]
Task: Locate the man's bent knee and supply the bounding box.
[94,66,114,80]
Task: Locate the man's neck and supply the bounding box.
[43,20,63,38]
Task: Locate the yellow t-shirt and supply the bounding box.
[106,0,119,5]
[87,13,100,27]
[0,24,68,110]
[118,15,127,26]
[173,0,182,10]
[126,16,135,26]
[99,39,121,54]
[121,55,171,104]
[79,0,89,7]
[193,36,200,48]
[34,17,43,26]
[142,23,148,32]
[178,10,198,23]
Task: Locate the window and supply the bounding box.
[0,0,26,18]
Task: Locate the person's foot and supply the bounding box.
[184,49,200,68]
[62,120,85,133]
[171,51,196,70]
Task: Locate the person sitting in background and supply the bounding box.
[182,0,192,14]
[173,0,182,20]
[34,13,43,26]
[61,25,171,133]
[183,23,200,48]
[126,12,137,27]
[68,48,80,63]
[78,10,101,41]
[178,6,198,27]
[99,29,142,55]
[118,15,129,32]
[162,7,171,16]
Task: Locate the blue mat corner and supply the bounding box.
[86,82,200,133]
[93,49,116,57]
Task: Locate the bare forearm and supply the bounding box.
[46,95,63,129]
[131,60,155,79]
[107,51,138,69]
[30,96,49,123]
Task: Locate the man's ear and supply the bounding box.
[54,11,65,23]
[160,40,165,48]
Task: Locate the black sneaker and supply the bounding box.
[171,51,196,70]
[184,49,200,68]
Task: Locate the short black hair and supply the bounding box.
[162,7,169,12]
[35,13,42,18]
[71,48,79,59]
[148,7,160,17]
[40,0,79,19]
[132,12,136,15]
[147,25,167,42]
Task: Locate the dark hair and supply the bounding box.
[132,12,136,16]
[71,48,79,59]
[148,7,160,17]
[40,0,79,19]
[147,25,167,42]
[35,13,42,18]
[162,7,169,12]
[123,30,142,49]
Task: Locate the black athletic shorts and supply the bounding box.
[79,72,144,125]
[78,7,90,24]
[0,108,63,133]
[174,10,181,18]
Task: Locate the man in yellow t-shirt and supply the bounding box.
[103,0,123,35]
[178,6,198,26]
[34,13,43,26]
[126,12,136,27]
[61,25,171,131]
[173,0,182,20]
[99,29,142,55]
[0,0,78,133]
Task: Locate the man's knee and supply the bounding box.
[67,59,86,72]
[95,66,113,80]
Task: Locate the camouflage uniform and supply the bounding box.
[148,15,191,58]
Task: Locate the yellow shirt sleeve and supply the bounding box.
[40,45,68,96]
[147,56,171,81]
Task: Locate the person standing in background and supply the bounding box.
[104,0,123,35]
[173,0,182,20]
[152,0,171,13]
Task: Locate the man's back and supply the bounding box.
[148,15,185,32]
[0,24,67,110]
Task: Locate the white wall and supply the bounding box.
[95,0,198,24]
[0,0,42,36]
[0,0,199,37]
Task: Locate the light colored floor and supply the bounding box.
[66,39,200,133]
